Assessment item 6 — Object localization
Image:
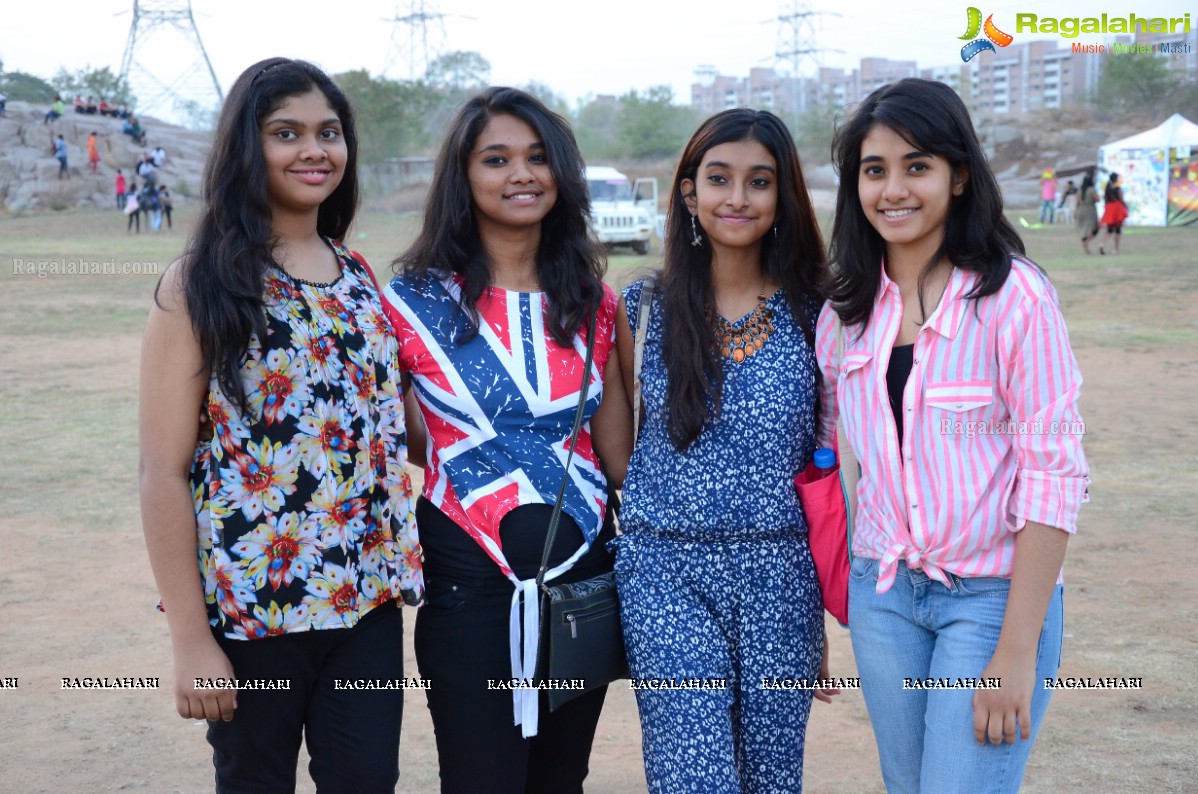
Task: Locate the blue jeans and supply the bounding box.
[849,557,1063,794]
[1039,199,1055,224]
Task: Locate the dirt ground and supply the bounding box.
[0,210,1195,793]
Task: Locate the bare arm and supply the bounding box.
[138,261,236,721]
[401,373,427,470]
[972,520,1069,744]
[615,297,636,416]
[591,348,632,488]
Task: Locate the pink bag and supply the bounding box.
[795,448,851,625]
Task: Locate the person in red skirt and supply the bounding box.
[1099,172,1128,255]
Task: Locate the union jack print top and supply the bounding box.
[383,273,618,580]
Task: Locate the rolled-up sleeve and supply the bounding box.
[814,301,841,450]
[999,274,1090,534]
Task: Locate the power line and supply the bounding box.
[118,0,223,123]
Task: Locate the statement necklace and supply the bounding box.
[713,282,774,364]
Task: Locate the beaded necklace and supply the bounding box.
[713,282,773,364]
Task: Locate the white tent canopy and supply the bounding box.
[1098,113,1198,227]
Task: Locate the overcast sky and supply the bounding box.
[2,0,1187,113]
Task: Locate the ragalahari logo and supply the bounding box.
[959,7,1014,62]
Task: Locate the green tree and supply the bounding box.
[520,81,570,118]
[52,65,136,106]
[0,60,57,102]
[335,70,435,163]
[425,51,491,94]
[1094,55,1171,115]
[616,86,698,160]
[574,94,623,162]
[794,98,844,164]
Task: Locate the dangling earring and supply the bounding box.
[773,224,778,240]
[690,214,703,247]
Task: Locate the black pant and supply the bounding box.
[414,500,614,794]
[206,601,406,794]
[127,209,139,232]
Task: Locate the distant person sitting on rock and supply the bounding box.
[74,95,86,114]
[117,104,130,119]
[45,95,65,124]
[124,117,146,146]
[85,96,98,115]
[99,99,112,116]
[152,146,166,168]
[88,132,101,173]
[54,134,69,179]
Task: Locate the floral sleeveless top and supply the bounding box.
[190,240,424,640]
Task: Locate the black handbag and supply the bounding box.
[534,308,629,711]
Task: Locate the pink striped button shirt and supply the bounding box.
[816,258,1089,593]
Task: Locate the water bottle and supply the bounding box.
[812,448,837,480]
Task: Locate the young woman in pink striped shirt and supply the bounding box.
[818,78,1089,794]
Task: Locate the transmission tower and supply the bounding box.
[383,1,449,80]
[119,0,223,124]
[774,0,838,116]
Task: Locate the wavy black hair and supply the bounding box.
[661,108,827,451]
[161,57,359,415]
[828,78,1023,330]
[1104,172,1121,203]
[396,86,605,344]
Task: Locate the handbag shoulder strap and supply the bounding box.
[832,310,859,538]
[632,276,656,444]
[536,307,600,592]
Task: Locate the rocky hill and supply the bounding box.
[0,100,209,213]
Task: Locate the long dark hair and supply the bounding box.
[1104,172,1121,203]
[828,78,1023,330]
[162,57,360,415]
[661,108,826,451]
[397,86,604,345]
[1080,170,1095,195]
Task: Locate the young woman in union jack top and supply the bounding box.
[381,86,632,793]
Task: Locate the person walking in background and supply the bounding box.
[0,91,8,117]
[1038,169,1056,224]
[1076,171,1100,254]
[1058,180,1077,224]
[53,134,69,179]
[382,86,630,793]
[615,108,834,793]
[143,183,163,232]
[124,180,141,233]
[823,78,1088,794]
[1099,172,1128,255]
[138,153,157,188]
[87,132,101,174]
[159,186,173,230]
[115,170,127,210]
[138,57,422,793]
